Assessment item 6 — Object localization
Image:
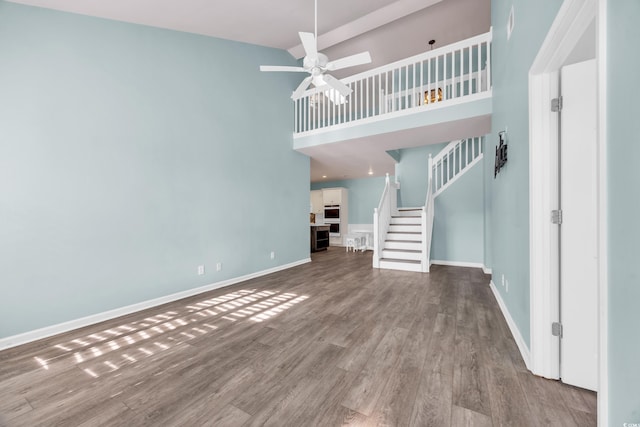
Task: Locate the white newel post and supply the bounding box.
[373,208,380,268]
[428,153,433,201]
[421,207,428,272]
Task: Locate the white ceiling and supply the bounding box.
[301,115,492,182]
[8,0,491,182]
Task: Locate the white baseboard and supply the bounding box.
[489,280,531,369]
[431,259,491,274]
[0,258,311,351]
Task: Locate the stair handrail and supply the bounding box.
[373,173,396,268]
[431,137,484,197]
[421,156,435,272]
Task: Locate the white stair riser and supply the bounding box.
[388,224,421,233]
[386,233,422,241]
[381,250,421,261]
[384,241,422,250]
[379,260,423,272]
[395,209,422,217]
[390,217,422,225]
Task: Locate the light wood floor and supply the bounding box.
[0,248,596,426]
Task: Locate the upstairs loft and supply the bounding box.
[292,30,493,181]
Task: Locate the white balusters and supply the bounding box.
[430,137,485,198]
[293,31,492,135]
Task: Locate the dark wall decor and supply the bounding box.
[494,130,508,178]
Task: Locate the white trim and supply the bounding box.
[482,266,492,275]
[529,67,560,380]
[596,0,608,422]
[490,280,532,370]
[0,258,311,351]
[293,91,492,139]
[528,0,597,380]
[431,259,488,271]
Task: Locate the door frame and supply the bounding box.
[528,0,607,422]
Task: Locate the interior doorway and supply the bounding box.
[528,0,605,419]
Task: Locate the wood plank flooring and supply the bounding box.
[0,248,597,426]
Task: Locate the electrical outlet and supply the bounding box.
[216,262,222,272]
[506,279,509,292]
[270,251,275,260]
[501,274,505,287]
[197,265,205,275]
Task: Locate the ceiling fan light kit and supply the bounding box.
[259,0,372,101]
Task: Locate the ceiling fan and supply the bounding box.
[259,0,372,101]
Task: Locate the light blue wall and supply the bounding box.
[397,144,485,264]
[607,1,640,424]
[311,176,388,224]
[312,141,485,265]
[395,143,446,208]
[488,0,562,346]
[483,133,493,269]
[432,159,485,264]
[0,2,309,339]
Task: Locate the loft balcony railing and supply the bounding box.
[293,29,492,136]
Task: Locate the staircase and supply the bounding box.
[379,208,424,272]
[373,137,484,272]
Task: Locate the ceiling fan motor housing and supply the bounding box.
[303,53,329,72]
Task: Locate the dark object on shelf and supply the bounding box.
[495,130,508,178]
[311,225,330,252]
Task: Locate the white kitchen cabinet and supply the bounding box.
[322,188,343,205]
[310,190,324,214]
[309,187,349,246]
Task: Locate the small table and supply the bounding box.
[352,230,373,251]
[344,233,366,252]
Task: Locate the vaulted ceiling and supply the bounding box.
[8,0,491,182]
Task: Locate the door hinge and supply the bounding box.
[552,322,563,338]
[551,96,563,112]
[551,209,563,225]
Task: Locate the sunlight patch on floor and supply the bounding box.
[33,288,309,378]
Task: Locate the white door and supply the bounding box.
[559,59,598,391]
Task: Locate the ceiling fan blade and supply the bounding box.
[325,51,372,71]
[299,32,317,59]
[291,76,313,99]
[322,74,352,98]
[260,65,307,72]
